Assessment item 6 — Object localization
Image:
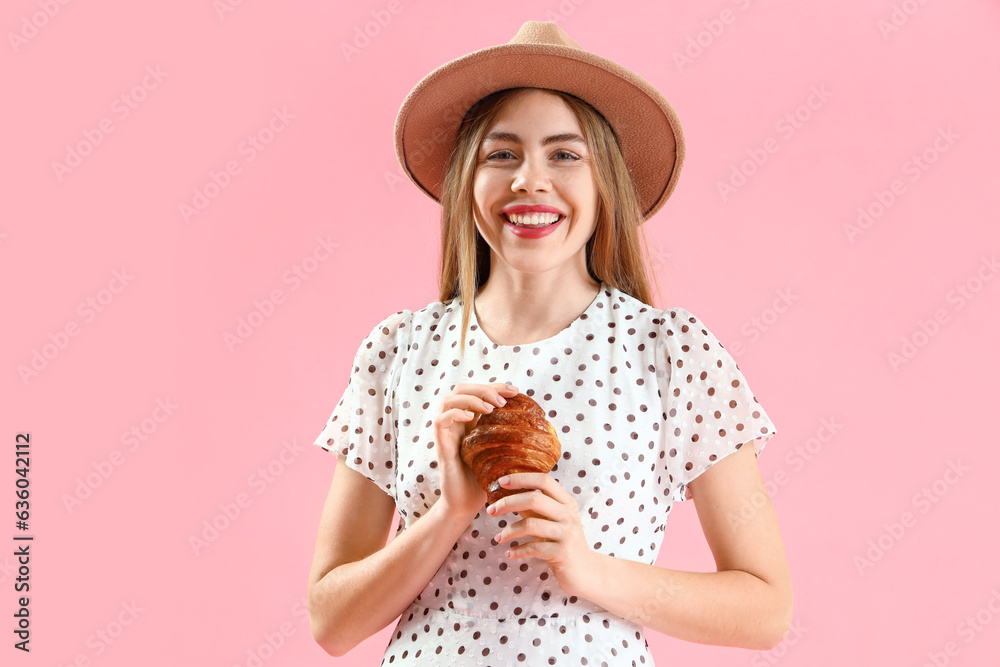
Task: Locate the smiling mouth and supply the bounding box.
[502,212,564,228]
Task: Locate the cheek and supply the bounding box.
[567,172,598,204]
[569,179,598,217]
[473,176,498,210]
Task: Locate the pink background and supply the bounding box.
[4,1,999,665]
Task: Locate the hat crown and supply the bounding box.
[507,21,581,50]
[394,20,684,222]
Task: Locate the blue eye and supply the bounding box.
[485,150,579,161]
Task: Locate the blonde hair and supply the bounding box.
[437,87,667,359]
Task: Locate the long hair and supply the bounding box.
[437,87,667,359]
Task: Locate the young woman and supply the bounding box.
[307,21,792,666]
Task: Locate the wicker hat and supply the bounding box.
[393,20,685,223]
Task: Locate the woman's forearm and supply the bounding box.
[310,500,473,656]
[577,551,792,650]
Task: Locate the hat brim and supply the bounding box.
[394,43,685,223]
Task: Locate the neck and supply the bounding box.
[472,272,601,345]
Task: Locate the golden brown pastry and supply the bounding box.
[460,393,561,506]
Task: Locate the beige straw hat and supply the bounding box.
[393,20,685,223]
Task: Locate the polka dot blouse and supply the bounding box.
[313,281,777,666]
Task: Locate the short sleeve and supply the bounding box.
[658,308,777,503]
[313,309,412,501]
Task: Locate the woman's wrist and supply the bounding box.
[568,548,608,601]
[433,495,482,527]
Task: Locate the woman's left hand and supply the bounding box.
[486,473,597,598]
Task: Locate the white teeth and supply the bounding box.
[505,212,561,227]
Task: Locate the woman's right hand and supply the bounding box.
[433,382,519,521]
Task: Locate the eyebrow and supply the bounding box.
[482,131,587,147]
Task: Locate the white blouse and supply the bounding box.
[313,281,777,666]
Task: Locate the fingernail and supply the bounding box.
[498,475,511,485]
[505,384,517,392]
[497,396,506,406]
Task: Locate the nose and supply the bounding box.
[510,155,551,193]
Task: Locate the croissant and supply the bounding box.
[459,393,561,506]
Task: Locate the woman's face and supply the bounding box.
[472,89,599,277]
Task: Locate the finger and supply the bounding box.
[435,408,477,430]
[499,472,577,506]
[451,383,520,406]
[506,538,557,561]
[494,516,560,546]
[488,488,566,522]
[442,394,500,415]
[438,395,479,416]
